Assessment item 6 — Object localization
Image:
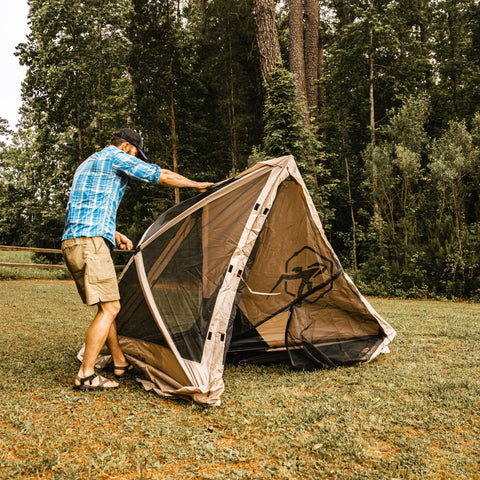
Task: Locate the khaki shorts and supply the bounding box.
[62,237,119,306]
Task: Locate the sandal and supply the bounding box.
[73,372,119,391]
[113,362,133,379]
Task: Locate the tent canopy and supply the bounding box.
[112,156,395,405]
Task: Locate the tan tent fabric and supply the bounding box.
[103,156,396,405]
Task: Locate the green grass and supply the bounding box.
[0,280,479,479]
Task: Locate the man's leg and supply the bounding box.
[75,300,121,388]
[105,318,131,377]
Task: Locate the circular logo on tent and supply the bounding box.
[270,246,338,303]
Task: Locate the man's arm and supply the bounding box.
[158,169,214,192]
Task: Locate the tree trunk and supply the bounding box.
[452,185,462,255]
[76,106,84,163]
[94,71,103,147]
[167,8,179,204]
[370,27,376,146]
[200,0,206,37]
[95,3,103,148]
[447,5,459,116]
[288,0,307,99]
[369,18,381,222]
[254,0,282,85]
[403,177,408,266]
[169,82,179,205]
[345,154,358,270]
[418,0,427,45]
[304,0,319,113]
[318,34,326,116]
[72,28,84,162]
[228,35,238,172]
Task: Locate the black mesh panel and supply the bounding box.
[116,260,167,346]
[286,303,384,369]
[142,211,207,362]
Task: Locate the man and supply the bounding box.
[62,128,214,390]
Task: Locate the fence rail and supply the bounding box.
[0,245,131,270]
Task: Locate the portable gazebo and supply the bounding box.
[109,156,395,405]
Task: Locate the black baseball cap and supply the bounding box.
[113,128,148,161]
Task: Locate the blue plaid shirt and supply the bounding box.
[62,145,161,248]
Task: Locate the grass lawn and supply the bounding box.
[0,279,479,479]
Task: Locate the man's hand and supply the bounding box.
[115,231,133,250]
[195,182,215,193]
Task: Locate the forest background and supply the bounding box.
[1,0,480,300]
